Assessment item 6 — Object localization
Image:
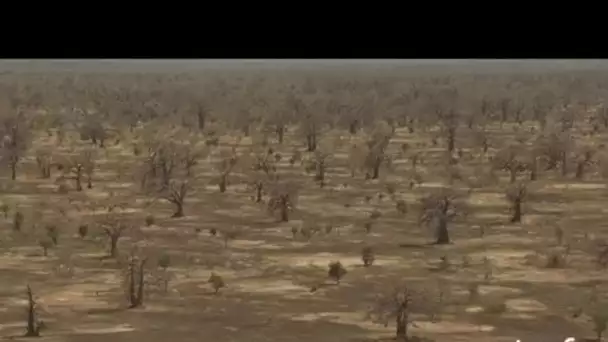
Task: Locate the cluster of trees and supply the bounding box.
[3,67,608,341]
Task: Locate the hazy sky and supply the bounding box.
[0,59,605,73]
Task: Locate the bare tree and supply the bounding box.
[215,148,238,193]
[35,148,53,179]
[243,147,277,203]
[363,122,394,180]
[419,188,466,245]
[267,181,298,222]
[161,179,191,218]
[58,148,96,191]
[492,145,529,183]
[0,113,29,181]
[308,150,332,188]
[367,283,440,341]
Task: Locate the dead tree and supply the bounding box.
[506,182,527,223]
[267,182,298,222]
[367,284,440,341]
[419,188,466,245]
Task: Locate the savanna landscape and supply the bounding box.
[1,59,608,342]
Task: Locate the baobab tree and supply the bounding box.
[58,148,97,191]
[492,145,529,183]
[362,122,394,180]
[419,187,467,245]
[267,181,299,222]
[367,283,440,341]
[0,112,30,181]
[35,148,53,179]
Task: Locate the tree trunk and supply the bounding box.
[511,199,522,223]
[128,259,137,307]
[135,259,146,307]
[372,158,381,179]
[172,202,184,218]
[110,235,119,258]
[277,126,284,144]
[447,130,455,154]
[255,184,263,203]
[76,173,83,191]
[219,175,227,193]
[575,162,585,179]
[395,309,408,341]
[510,168,517,183]
[280,203,289,222]
[561,152,568,176]
[87,176,93,189]
[316,165,325,188]
[306,134,317,152]
[10,162,16,181]
[25,286,39,337]
[197,111,206,130]
[435,217,450,244]
[349,120,359,135]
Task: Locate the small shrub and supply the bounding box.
[209,228,217,236]
[78,224,88,238]
[395,200,407,214]
[145,215,155,227]
[364,195,372,203]
[45,225,59,245]
[361,247,375,267]
[324,224,333,235]
[39,238,53,257]
[208,273,225,294]
[158,253,171,270]
[13,211,24,232]
[328,261,347,284]
[369,210,382,220]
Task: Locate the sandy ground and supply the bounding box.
[0,123,607,342]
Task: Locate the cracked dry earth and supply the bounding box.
[1,124,608,342]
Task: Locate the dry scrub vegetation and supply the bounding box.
[2,62,608,341]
